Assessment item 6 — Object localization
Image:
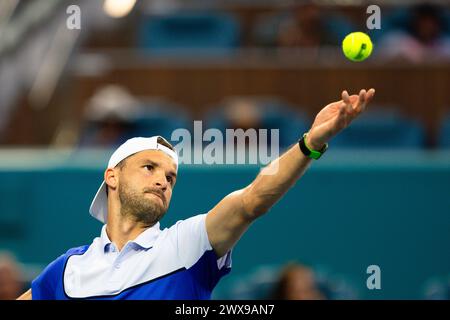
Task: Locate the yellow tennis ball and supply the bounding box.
[342,32,373,62]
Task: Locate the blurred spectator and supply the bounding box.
[207,96,309,150]
[0,252,23,300]
[378,4,450,62]
[224,98,264,132]
[271,263,326,300]
[219,97,266,155]
[424,275,450,300]
[207,97,266,153]
[275,2,352,50]
[278,3,328,48]
[78,85,142,147]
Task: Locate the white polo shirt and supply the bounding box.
[31,213,232,300]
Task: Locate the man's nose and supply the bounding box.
[153,171,168,190]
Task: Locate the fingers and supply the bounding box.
[341,90,350,103]
[342,88,376,114]
[341,90,353,114]
[355,89,366,112]
[359,88,376,112]
[366,88,376,102]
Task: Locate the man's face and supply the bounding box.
[116,150,177,226]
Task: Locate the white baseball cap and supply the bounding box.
[89,136,178,224]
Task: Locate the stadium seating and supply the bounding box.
[205,97,310,149]
[372,4,450,44]
[437,111,450,148]
[78,98,191,148]
[130,98,192,140]
[138,12,240,55]
[330,107,426,149]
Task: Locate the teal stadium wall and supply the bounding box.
[0,150,449,299]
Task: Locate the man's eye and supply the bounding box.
[166,176,173,183]
[145,165,154,171]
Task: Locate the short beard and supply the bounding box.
[118,180,167,226]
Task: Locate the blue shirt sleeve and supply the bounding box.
[205,249,232,290]
[174,214,233,289]
[31,254,66,300]
[188,249,232,295]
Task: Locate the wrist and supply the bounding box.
[305,133,326,151]
[298,133,328,160]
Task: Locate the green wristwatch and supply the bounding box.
[298,133,328,160]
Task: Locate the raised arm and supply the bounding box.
[206,89,375,257]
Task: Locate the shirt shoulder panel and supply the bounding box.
[31,245,90,300]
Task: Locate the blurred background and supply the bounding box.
[0,0,449,300]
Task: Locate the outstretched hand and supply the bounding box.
[306,88,376,150]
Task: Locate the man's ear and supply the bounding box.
[104,168,118,190]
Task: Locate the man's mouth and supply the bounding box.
[146,191,165,204]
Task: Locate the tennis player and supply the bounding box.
[17,89,375,300]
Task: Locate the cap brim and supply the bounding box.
[89,181,108,224]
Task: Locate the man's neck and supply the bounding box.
[105,216,148,251]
